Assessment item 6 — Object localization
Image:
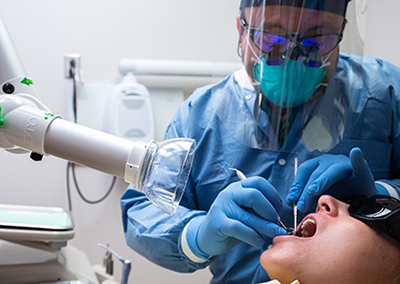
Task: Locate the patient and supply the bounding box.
[260,195,400,284]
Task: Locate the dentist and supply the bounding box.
[121,0,400,283]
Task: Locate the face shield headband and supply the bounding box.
[240,0,350,18]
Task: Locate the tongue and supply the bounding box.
[301,220,317,238]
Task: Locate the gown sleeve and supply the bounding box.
[120,92,210,272]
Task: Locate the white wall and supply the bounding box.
[363,0,400,67]
[0,1,240,283]
[0,0,398,283]
[341,0,400,68]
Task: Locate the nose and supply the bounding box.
[316,195,340,217]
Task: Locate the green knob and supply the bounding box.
[0,107,4,127]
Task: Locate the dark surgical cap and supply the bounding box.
[239,0,350,17]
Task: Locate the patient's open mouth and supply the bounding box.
[295,217,317,238]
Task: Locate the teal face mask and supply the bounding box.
[253,54,326,108]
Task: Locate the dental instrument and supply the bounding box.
[287,158,299,235]
[293,157,299,233]
[228,165,291,231]
[229,166,247,181]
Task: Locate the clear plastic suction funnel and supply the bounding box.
[137,138,196,215]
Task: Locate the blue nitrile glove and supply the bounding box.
[185,176,287,260]
[287,147,378,213]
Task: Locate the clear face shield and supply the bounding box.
[214,0,358,154]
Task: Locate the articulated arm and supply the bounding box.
[0,15,195,214]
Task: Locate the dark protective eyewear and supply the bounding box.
[240,15,344,63]
[348,195,400,246]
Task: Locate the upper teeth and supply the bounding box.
[300,218,316,237]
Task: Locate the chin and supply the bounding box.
[260,244,297,283]
[261,236,313,283]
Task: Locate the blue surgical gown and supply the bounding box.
[121,53,400,284]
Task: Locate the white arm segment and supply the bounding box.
[44,118,146,182]
[0,93,146,185]
[0,13,26,86]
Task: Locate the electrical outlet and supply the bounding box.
[64,53,81,79]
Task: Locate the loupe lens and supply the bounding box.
[137,138,195,215]
[350,196,397,219]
